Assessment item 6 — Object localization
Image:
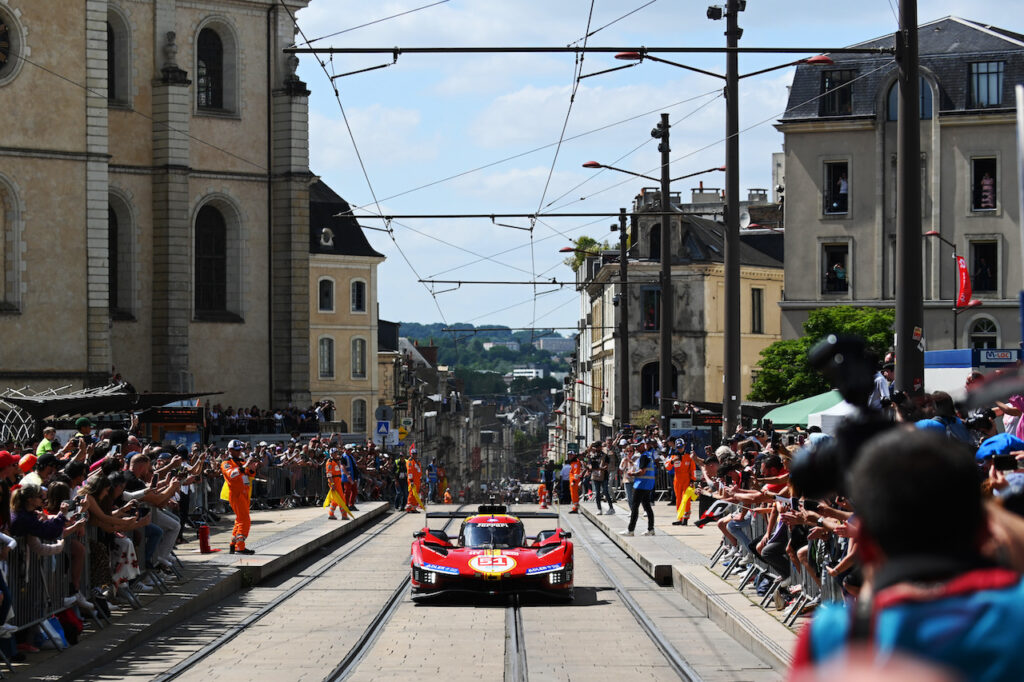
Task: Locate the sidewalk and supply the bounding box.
[15,501,389,681]
[580,500,796,672]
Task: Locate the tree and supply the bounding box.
[748,306,895,404]
[562,235,609,272]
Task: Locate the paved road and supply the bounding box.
[84,505,781,682]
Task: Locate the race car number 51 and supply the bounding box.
[468,555,517,574]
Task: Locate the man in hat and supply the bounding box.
[323,448,351,520]
[405,447,423,513]
[669,439,697,526]
[221,440,257,554]
[70,417,96,445]
[21,453,59,488]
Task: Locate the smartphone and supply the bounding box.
[803,499,820,512]
[993,454,1018,471]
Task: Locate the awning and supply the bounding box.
[2,384,220,421]
[762,390,843,428]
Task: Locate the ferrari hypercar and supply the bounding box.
[410,504,574,600]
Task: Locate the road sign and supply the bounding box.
[375,405,394,423]
[398,426,409,441]
[401,417,413,429]
[373,420,391,446]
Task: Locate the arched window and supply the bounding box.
[195,205,227,314]
[318,278,335,312]
[352,338,367,378]
[639,362,679,409]
[319,337,335,378]
[351,280,366,312]
[969,318,998,349]
[197,28,224,110]
[0,174,23,311]
[108,193,135,317]
[0,7,25,86]
[886,77,932,121]
[649,224,661,261]
[352,398,367,433]
[106,10,131,106]
[108,206,120,309]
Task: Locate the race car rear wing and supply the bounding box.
[425,511,560,519]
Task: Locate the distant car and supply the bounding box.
[411,504,574,600]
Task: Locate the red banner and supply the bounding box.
[955,255,972,307]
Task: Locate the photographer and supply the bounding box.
[791,428,1024,679]
[123,454,182,572]
[914,391,973,445]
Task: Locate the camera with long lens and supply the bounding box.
[964,408,995,432]
[789,334,896,499]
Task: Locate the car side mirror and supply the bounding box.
[560,531,572,539]
[413,530,425,538]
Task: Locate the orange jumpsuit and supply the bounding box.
[222,458,256,550]
[324,458,351,519]
[443,490,453,504]
[672,452,697,521]
[569,459,583,511]
[537,483,548,508]
[405,457,423,511]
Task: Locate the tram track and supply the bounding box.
[561,511,704,682]
[323,504,468,682]
[504,593,529,682]
[152,506,466,682]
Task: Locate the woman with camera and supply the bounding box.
[78,473,150,605]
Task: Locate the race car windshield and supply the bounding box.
[462,524,525,549]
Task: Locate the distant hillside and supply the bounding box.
[397,322,571,387]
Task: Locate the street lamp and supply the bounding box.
[613,26,835,435]
[925,230,981,349]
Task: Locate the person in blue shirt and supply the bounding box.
[427,459,439,503]
[791,429,1024,681]
[914,391,972,444]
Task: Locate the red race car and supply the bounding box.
[411,504,574,600]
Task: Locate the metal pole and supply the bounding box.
[953,309,958,350]
[618,208,631,428]
[657,113,674,438]
[895,0,924,392]
[723,0,742,435]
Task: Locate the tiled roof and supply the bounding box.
[781,17,1024,122]
[309,179,385,258]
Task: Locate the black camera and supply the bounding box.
[789,335,896,499]
[965,408,995,432]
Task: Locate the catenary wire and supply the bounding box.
[298,0,451,46]
[278,0,450,324]
[572,0,660,44]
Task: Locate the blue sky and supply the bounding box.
[293,0,1013,333]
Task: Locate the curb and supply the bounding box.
[33,505,391,682]
[581,503,794,672]
[580,505,674,585]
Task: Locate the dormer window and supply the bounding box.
[820,70,854,116]
[969,61,1004,108]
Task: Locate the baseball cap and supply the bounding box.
[19,454,37,473]
[227,439,245,450]
[75,417,95,428]
[618,439,627,446]
[0,451,17,469]
[35,453,58,470]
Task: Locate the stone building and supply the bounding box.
[778,17,1023,349]
[0,0,332,406]
[308,181,384,435]
[569,187,784,443]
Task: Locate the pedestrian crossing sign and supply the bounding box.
[376,421,390,435]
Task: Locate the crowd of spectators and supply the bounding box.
[543,357,1024,679]
[206,400,337,435]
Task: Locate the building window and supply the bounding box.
[970,62,1004,108]
[641,287,660,331]
[824,162,849,214]
[820,69,854,116]
[969,318,998,349]
[352,338,367,378]
[639,362,679,409]
[352,398,367,433]
[751,288,764,334]
[970,241,998,293]
[822,243,849,294]
[971,158,997,211]
[351,280,367,312]
[0,8,24,86]
[195,205,227,314]
[197,28,224,110]
[108,206,120,310]
[318,278,334,312]
[648,224,661,261]
[886,78,932,121]
[0,174,22,311]
[318,337,335,379]
[106,24,117,101]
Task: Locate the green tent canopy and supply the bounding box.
[762,390,843,428]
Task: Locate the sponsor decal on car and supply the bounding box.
[525,563,564,575]
[423,563,459,575]
[468,553,517,575]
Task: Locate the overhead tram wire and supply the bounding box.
[544,59,897,213]
[296,0,451,46]
[528,0,596,346]
[277,1,450,325]
[570,0,660,44]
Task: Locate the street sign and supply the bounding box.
[401,417,413,429]
[398,426,409,441]
[375,405,395,423]
[373,420,391,446]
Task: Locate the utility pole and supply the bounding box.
[653,113,674,438]
[617,207,630,428]
[722,0,742,436]
[895,0,923,392]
